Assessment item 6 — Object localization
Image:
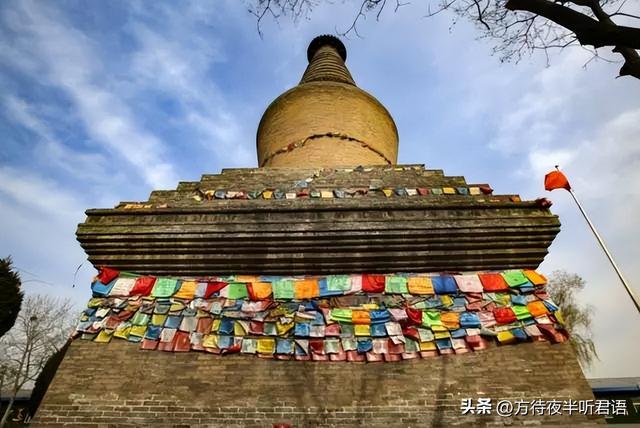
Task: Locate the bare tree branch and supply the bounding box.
[0,295,76,427]
[506,0,640,48]
[473,0,491,30]
[248,0,640,80]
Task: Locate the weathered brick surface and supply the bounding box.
[77,165,561,276]
[34,340,602,427]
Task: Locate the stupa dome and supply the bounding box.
[256,35,399,167]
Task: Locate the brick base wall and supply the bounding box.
[33,340,602,427]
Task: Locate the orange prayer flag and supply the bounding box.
[352,310,371,325]
[523,270,547,286]
[544,170,571,191]
[527,301,549,317]
[294,279,320,300]
[247,282,272,301]
[440,312,460,330]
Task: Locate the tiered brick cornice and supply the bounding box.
[76,165,559,275]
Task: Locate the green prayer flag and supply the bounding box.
[241,338,257,354]
[118,271,140,279]
[263,322,277,336]
[151,278,178,297]
[385,276,408,294]
[418,328,435,342]
[404,338,419,352]
[340,323,354,337]
[330,309,353,323]
[327,275,351,291]
[272,279,295,300]
[131,312,150,326]
[324,339,340,353]
[502,270,529,287]
[513,305,532,320]
[421,310,442,327]
[494,293,511,306]
[87,298,104,308]
[341,337,357,351]
[226,282,248,299]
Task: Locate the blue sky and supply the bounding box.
[1,0,639,378]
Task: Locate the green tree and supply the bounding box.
[546,270,597,367]
[250,0,640,80]
[0,257,23,338]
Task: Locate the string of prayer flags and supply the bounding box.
[80,267,568,361]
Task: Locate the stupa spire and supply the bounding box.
[300,35,355,85]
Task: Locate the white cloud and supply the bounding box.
[3,95,110,181]
[0,166,84,218]
[126,11,254,166]
[0,166,92,305]
[527,149,576,180]
[1,0,179,189]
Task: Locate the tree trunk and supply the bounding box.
[0,396,16,428]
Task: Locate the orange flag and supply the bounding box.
[544,170,571,191]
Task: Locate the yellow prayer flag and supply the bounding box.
[174,280,197,299]
[203,334,218,348]
[361,303,379,310]
[497,330,517,344]
[407,276,434,295]
[234,321,247,336]
[235,275,259,283]
[443,187,456,194]
[94,329,113,343]
[419,341,437,351]
[257,338,276,354]
[434,331,451,340]
[129,325,147,337]
[354,324,371,336]
[276,320,294,335]
[431,324,448,332]
[113,326,131,340]
[151,314,167,326]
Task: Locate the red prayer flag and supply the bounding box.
[96,266,119,284]
[493,307,517,324]
[362,274,385,293]
[544,170,571,191]
[405,308,423,325]
[130,276,156,296]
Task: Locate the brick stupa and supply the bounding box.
[35,36,599,427]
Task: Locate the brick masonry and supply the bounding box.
[33,340,602,427]
[76,165,561,276]
[257,41,399,168]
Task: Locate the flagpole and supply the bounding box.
[567,188,640,313]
